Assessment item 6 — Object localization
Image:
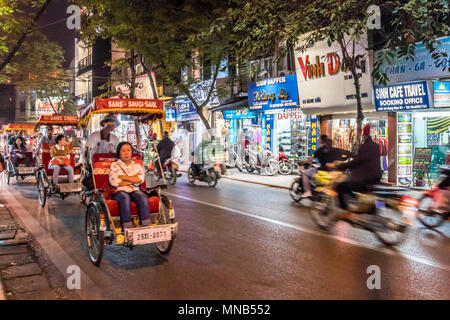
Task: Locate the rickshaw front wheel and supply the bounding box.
[85,204,104,266]
[155,195,175,255]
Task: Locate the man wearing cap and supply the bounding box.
[38,127,56,150]
[328,124,382,216]
[86,114,120,159]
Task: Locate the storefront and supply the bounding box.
[247,74,316,161]
[374,36,450,186]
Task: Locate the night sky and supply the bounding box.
[37,0,75,68]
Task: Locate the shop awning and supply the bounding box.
[210,97,248,112]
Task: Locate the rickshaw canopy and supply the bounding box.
[78,98,165,127]
[4,123,35,133]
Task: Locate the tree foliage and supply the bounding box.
[73,0,237,131]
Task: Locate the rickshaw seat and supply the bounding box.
[9,151,35,166]
[92,153,159,216]
[41,143,81,175]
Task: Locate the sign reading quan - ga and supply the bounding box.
[374,81,431,111]
[248,75,299,111]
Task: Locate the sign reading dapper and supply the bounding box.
[248,75,299,111]
[374,81,431,111]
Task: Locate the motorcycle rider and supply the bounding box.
[156,131,174,177]
[298,135,351,198]
[328,124,382,218]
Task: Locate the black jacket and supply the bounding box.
[337,136,382,183]
[157,137,175,160]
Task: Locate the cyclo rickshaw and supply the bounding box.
[34,115,84,207]
[78,98,178,266]
[3,123,37,184]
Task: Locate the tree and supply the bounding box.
[6,32,70,114]
[73,0,236,133]
[0,0,52,75]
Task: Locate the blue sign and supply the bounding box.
[434,81,450,108]
[165,107,176,122]
[375,36,450,83]
[308,116,320,157]
[175,102,199,121]
[223,108,257,120]
[261,113,274,150]
[374,81,431,112]
[248,75,299,111]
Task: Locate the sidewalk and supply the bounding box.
[179,164,293,189]
[179,163,432,192]
[0,199,78,300]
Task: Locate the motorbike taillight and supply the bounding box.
[401,196,419,207]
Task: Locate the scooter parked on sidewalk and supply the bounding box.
[277,150,293,175]
[242,147,278,176]
[416,166,450,229]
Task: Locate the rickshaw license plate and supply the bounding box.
[131,226,172,245]
[18,167,34,174]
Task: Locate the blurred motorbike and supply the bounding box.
[416,166,450,229]
[289,162,320,203]
[188,162,220,187]
[310,167,413,246]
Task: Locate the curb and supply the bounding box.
[179,168,291,190]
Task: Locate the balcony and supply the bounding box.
[77,55,93,75]
[75,91,92,106]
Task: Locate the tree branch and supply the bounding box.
[0,0,52,73]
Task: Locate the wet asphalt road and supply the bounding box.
[1,173,449,299]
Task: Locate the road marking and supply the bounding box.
[166,192,450,272]
[0,187,103,299]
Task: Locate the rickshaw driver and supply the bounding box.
[38,126,56,150]
[83,114,120,191]
[85,114,120,161]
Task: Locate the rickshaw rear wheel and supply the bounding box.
[37,173,47,207]
[85,204,104,266]
[155,195,175,255]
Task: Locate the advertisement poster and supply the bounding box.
[413,148,432,170]
[434,81,450,108]
[374,81,431,111]
[115,73,158,99]
[248,75,299,111]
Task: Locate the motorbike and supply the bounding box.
[416,166,450,229]
[242,147,278,176]
[187,162,220,187]
[152,156,181,185]
[310,168,413,246]
[277,151,293,175]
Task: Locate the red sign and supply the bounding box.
[277,109,304,120]
[95,98,163,110]
[38,115,79,124]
